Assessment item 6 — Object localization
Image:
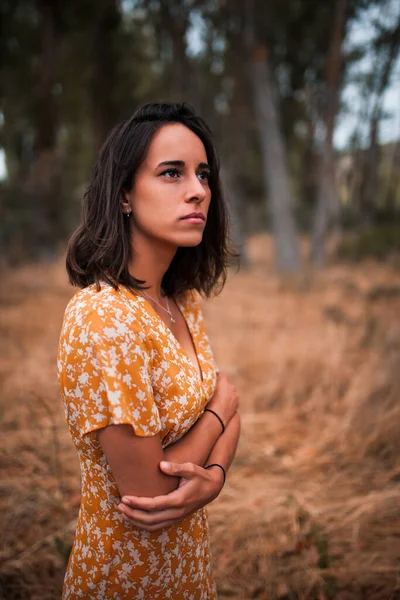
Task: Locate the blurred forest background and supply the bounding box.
[1,0,400,599]
[1,0,400,267]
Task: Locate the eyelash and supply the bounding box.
[160,168,210,181]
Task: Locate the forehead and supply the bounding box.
[145,123,207,164]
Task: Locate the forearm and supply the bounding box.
[164,409,223,466]
[119,414,241,529]
[205,412,241,474]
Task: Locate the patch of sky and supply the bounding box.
[335,0,400,150]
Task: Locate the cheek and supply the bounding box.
[131,187,175,234]
[134,178,177,208]
[132,182,163,215]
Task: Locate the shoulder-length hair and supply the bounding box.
[66,102,237,298]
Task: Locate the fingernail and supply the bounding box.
[122,497,130,505]
[160,461,171,470]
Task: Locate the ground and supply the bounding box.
[0,234,399,600]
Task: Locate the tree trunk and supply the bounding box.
[29,0,61,254]
[361,117,380,224]
[220,164,250,267]
[91,0,120,152]
[217,30,251,268]
[301,111,318,213]
[310,0,347,266]
[249,43,300,273]
[157,0,192,101]
[310,140,340,265]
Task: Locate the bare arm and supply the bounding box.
[118,412,241,531]
[96,409,222,498]
[204,411,241,482]
[97,426,178,498]
[163,409,223,465]
[97,372,238,500]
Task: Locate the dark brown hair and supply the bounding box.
[66,102,237,298]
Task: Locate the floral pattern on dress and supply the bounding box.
[57,283,219,599]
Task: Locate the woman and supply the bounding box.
[58,102,241,599]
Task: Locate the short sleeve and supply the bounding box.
[61,302,161,440]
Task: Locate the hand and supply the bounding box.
[117,460,224,532]
[207,371,239,428]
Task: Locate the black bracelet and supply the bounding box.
[203,408,225,434]
[205,463,226,485]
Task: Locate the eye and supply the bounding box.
[160,168,181,178]
[198,170,210,182]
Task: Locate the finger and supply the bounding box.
[121,493,179,511]
[118,504,184,526]
[119,507,187,531]
[159,461,199,478]
[121,466,200,511]
[121,495,157,511]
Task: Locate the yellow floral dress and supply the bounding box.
[57,283,219,599]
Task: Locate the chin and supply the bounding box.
[175,233,204,247]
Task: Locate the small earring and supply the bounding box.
[125,211,131,218]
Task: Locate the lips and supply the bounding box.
[181,212,205,221]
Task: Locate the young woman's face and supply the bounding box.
[124,123,212,249]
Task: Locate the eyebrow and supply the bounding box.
[156,160,211,171]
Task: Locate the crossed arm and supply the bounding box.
[118,412,241,531]
[97,396,240,531]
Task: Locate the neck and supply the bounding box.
[128,229,177,300]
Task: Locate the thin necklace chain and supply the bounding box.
[141,290,176,323]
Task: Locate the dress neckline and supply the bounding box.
[119,286,204,384]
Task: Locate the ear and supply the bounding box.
[121,190,132,215]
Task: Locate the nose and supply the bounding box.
[185,173,207,203]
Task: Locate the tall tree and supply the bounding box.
[310,0,348,266]
[140,0,194,102]
[201,4,253,265]
[29,0,63,252]
[245,0,301,273]
[90,0,122,152]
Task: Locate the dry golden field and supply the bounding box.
[1,234,400,599]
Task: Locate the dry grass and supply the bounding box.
[0,234,400,599]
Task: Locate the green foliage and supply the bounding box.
[337,224,400,261]
[0,0,399,263]
[0,184,43,263]
[0,0,167,260]
[0,181,77,263]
